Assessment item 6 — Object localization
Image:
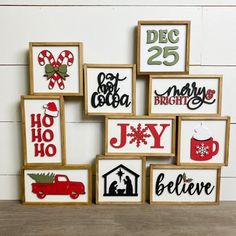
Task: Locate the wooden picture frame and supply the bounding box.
[22,165,92,205]
[96,155,146,204]
[150,165,221,205]
[177,116,230,166]
[84,64,136,116]
[21,95,66,166]
[29,42,83,96]
[105,116,176,156]
[137,21,190,75]
[149,75,222,116]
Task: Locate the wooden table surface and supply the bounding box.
[0,201,236,236]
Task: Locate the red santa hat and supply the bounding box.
[43,102,59,117]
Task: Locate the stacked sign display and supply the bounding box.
[21,21,230,205]
[21,43,92,204]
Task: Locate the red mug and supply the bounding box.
[190,137,219,161]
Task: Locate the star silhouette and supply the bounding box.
[116,168,124,182]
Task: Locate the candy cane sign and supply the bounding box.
[38,50,74,90]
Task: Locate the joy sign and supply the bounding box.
[21,96,65,165]
[105,116,175,156]
[137,21,190,75]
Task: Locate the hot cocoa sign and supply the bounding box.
[21,96,65,165]
[84,65,136,115]
[149,76,222,115]
[105,116,175,156]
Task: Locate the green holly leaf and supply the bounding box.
[187,178,193,183]
[182,172,187,181]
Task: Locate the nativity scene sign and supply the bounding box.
[96,156,146,204]
[102,164,139,197]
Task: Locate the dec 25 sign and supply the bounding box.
[150,165,221,205]
[137,21,190,75]
[105,116,176,156]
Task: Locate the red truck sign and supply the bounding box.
[29,174,85,199]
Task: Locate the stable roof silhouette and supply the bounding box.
[102,164,140,178]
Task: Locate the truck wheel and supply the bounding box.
[70,191,79,199]
[37,191,46,199]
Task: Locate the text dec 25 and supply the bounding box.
[146,29,180,66]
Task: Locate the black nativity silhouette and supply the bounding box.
[102,164,139,197]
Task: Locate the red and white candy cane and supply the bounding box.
[57,50,74,66]
[38,50,74,90]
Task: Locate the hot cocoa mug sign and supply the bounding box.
[178,116,230,166]
[191,123,219,161]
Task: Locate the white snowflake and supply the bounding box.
[196,143,209,157]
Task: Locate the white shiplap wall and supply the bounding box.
[0,2,235,200]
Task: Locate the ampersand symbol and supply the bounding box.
[205,89,216,100]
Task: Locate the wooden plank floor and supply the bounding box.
[0,201,236,236]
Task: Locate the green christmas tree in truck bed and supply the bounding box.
[28,173,55,183]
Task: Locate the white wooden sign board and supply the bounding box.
[84,65,135,115]
[178,117,230,166]
[137,21,190,74]
[149,76,222,115]
[150,165,220,204]
[21,96,65,165]
[105,116,175,156]
[23,167,91,204]
[30,43,83,96]
[96,156,145,204]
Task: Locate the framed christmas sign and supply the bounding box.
[84,64,136,116]
[177,116,230,166]
[29,42,83,96]
[96,156,145,204]
[150,165,221,205]
[149,75,222,116]
[105,116,176,156]
[22,165,92,205]
[137,21,190,75]
[21,96,66,165]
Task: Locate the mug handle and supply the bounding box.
[212,140,219,156]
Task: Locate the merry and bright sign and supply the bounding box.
[149,75,222,115]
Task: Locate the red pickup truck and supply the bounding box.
[31,174,85,199]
